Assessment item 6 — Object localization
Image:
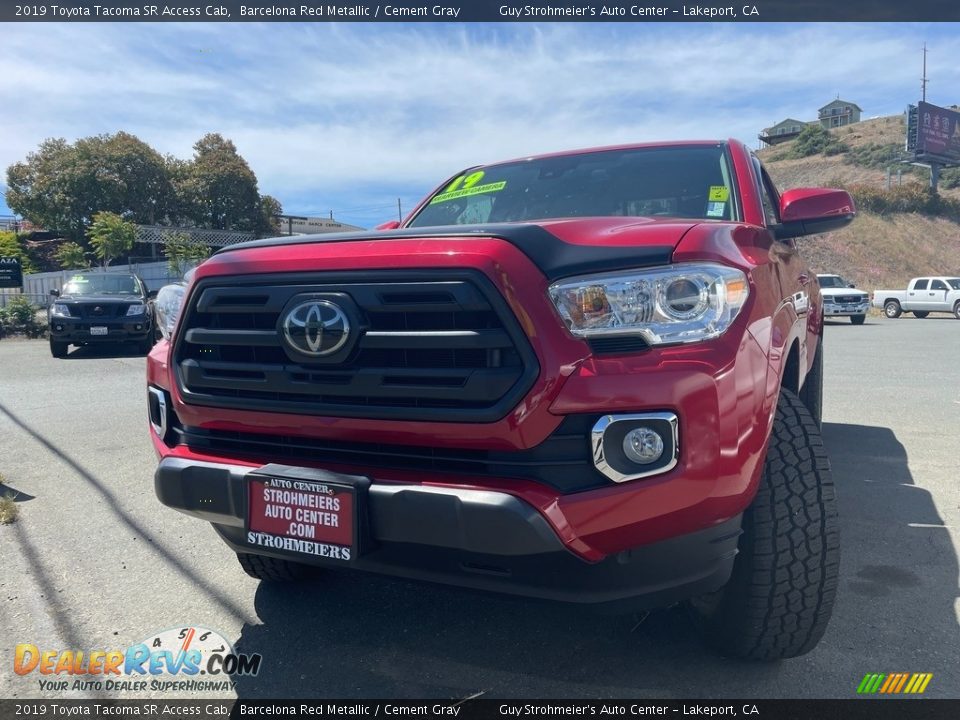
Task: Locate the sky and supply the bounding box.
[1,21,958,229]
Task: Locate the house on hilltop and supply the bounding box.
[818,99,862,129]
[758,118,810,146]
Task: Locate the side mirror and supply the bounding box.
[147,290,158,300]
[375,220,401,231]
[774,188,855,240]
[50,289,60,297]
[848,283,856,288]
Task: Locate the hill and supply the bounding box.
[757,115,960,289]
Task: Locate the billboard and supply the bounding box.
[0,256,23,289]
[906,101,960,164]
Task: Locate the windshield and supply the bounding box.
[408,145,737,227]
[948,278,960,290]
[62,274,140,296]
[817,276,851,288]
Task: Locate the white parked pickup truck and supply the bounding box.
[872,276,960,319]
[817,274,870,324]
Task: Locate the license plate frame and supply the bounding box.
[90,326,108,336]
[246,464,369,564]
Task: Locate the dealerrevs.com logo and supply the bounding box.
[14,626,261,693]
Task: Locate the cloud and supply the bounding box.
[0,22,956,226]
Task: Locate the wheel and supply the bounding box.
[883,300,901,319]
[798,335,823,428]
[236,553,318,581]
[137,336,154,354]
[954,301,960,320]
[913,311,929,319]
[50,339,69,358]
[850,315,866,325]
[689,389,839,660]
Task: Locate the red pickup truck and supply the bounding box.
[148,140,853,659]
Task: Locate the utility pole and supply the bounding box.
[397,198,402,222]
[921,43,928,102]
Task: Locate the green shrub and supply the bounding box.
[845,182,960,219]
[0,296,45,339]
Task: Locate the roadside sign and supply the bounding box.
[0,256,23,289]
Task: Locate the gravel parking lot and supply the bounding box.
[1,317,958,700]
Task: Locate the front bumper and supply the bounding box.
[155,456,741,607]
[823,301,869,317]
[49,317,152,342]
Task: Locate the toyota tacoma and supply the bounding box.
[148,140,853,659]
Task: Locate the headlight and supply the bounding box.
[51,303,72,318]
[125,304,146,316]
[549,263,749,345]
[154,284,187,341]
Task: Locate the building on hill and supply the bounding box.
[759,98,863,147]
[818,99,862,129]
[758,118,811,146]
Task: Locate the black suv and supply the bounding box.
[48,272,156,357]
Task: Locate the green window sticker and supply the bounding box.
[430,180,507,205]
[708,186,730,202]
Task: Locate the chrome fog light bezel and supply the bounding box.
[591,412,679,483]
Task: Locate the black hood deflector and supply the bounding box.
[214,223,675,281]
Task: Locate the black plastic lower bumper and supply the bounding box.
[49,318,152,343]
[155,456,742,608]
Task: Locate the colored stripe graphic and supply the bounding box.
[857,673,932,694]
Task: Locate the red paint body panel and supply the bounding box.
[149,138,830,563]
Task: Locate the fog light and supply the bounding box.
[135,324,143,331]
[591,412,679,483]
[622,427,664,465]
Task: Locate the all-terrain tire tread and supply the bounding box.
[698,389,839,660]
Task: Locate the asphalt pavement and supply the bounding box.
[1,316,958,700]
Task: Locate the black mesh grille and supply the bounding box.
[173,271,539,422]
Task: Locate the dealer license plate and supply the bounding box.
[248,472,356,562]
[90,326,108,336]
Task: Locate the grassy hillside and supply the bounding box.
[757,114,960,289]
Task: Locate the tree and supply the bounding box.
[257,195,283,236]
[162,231,210,278]
[54,241,88,270]
[6,132,175,241]
[0,230,35,273]
[176,134,261,231]
[86,212,136,267]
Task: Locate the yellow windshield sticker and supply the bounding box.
[443,170,486,193]
[430,181,507,205]
[708,186,730,202]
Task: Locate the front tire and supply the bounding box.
[913,311,929,319]
[850,315,866,325]
[237,553,318,582]
[883,300,902,318]
[690,389,839,660]
[954,301,960,320]
[50,339,69,358]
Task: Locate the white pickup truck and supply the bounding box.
[873,276,960,319]
[817,274,870,324]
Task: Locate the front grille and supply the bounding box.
[176,415,609,493]
[833,295,865,304]
[75,303,129,318]
[174,271,539,422]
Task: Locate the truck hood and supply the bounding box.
[215,217,701,281]
[56,294,143,304]
[819,288,868,299]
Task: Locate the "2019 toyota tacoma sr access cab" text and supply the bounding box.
[148,140,854,659]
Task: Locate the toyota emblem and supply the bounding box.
[281,300,350,357]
